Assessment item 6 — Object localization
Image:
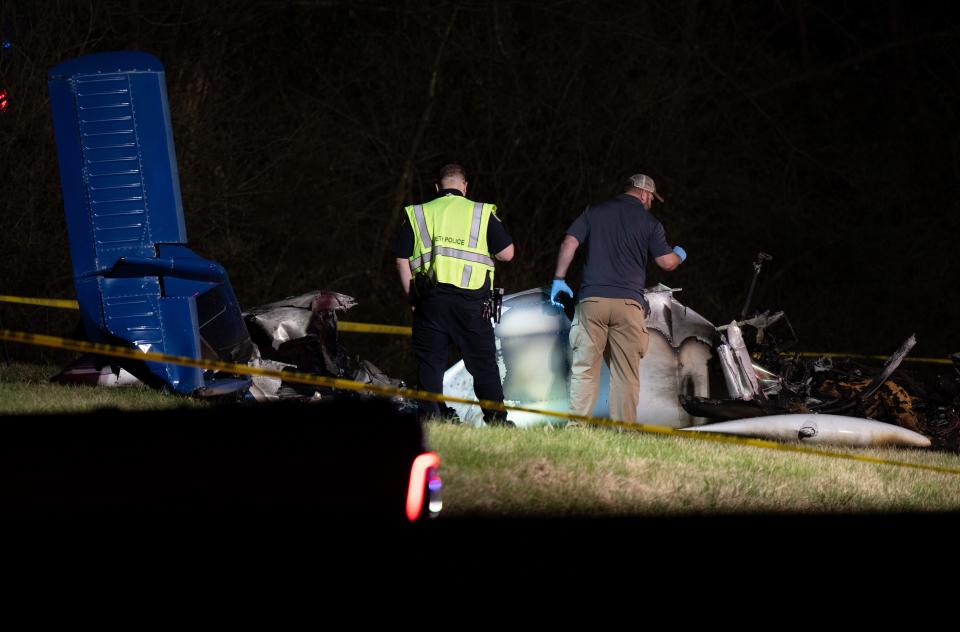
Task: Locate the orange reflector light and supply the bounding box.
[406,452,441,522]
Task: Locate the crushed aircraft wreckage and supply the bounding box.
[52,278,960,450]
[45,51,409,409]
[443,285,716,428]
[680,318,960,450]
[41,51,959,449]
[443,251,960,451]
[242,290,410,407]
[54,290,413,409]
[675,252,959,450]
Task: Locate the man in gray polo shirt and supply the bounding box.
[549,174,687,423]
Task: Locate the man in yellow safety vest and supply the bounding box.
[393,164,515,426]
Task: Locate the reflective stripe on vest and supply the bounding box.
[409,250,432,271]
[413,204,432,246]
[408,246,494,272]
[468,202,483,248]
[434,245,495,266]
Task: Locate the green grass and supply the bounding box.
[3,361,960,517]
[425,422,960,517]
[0,362,208,414]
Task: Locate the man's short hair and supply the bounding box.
[438,163,467,184]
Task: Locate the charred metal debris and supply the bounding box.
[53,291,414,410]
[681,253,960,452]
[243,291,414,410]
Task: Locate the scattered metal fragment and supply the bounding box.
[739,251,774,321]
[858,334,917,402]
[51,355,141,387]
[679,413,932,448]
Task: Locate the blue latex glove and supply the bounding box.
[673,245,687,263]
[550,279,573,306]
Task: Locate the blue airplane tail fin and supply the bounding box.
[49,52,251,394]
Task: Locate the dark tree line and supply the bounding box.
[1,1,959,380]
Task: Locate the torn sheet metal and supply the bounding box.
[51,355,142,387]
[726,322,763,399]
[52,289,411,411]
[717,341,749,400]
[242,291,412,410]
[642,284,718,348]
[443,286,714,428]
[244,291,357,378]
[753,363,784,396]
[859,334,917,402]
[718,310,796,347]
[244,291,357,350]
[245,354,296,402]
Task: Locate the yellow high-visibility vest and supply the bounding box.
[405,194,497,290]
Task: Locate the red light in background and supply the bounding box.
[406,452,441,522]
[0,89,8,113]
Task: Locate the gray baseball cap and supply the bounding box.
[628,174,664,202]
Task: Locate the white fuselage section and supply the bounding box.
[443,287,716,428]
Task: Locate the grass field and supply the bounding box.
[426,422,960,517]
[0,362,208,414]
[3,361,960,517]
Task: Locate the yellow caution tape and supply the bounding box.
[0,295,80,309]
[787,351,954,366]
[2,327,959,476]
[338,322,412,336]
[0,294,954,358]
[0,294,411,335]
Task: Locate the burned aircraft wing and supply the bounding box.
[443,286,714,428]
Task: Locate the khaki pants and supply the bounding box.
[569,297,649,423]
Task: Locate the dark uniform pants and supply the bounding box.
[412,292,506,422]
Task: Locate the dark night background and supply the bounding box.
[1,1,958,383]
